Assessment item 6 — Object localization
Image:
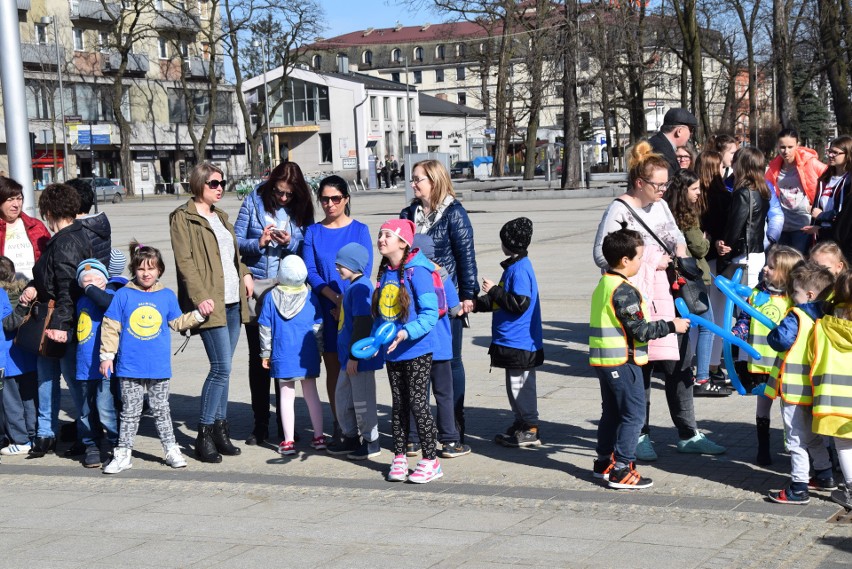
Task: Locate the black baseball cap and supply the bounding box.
[663,108,698,128]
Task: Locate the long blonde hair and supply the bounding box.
[412,159,455,211]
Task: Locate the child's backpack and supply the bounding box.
[405,264,448,318]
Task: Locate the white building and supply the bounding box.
[418,92,487,164]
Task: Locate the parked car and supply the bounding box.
[77,177,127,203]
[450,161,473,179]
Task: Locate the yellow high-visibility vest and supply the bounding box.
[747,291,791,374]
[590,273,648,367]
[810,316,852,419]
[766,307,814,405]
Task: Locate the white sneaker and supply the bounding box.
[164,444,187,468]
[103,447,132,474]
[0,443,32,456]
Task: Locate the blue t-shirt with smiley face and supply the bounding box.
[104,287,183,379]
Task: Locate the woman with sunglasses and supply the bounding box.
[302,175,372,448]
[170,162,253,463]
[803,136,852,252]
[593,141,726,461]
[233,161,314,446]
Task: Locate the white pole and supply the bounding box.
[47,18,70,181]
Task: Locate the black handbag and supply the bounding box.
[14,300,67,358]
[614,198,710,315]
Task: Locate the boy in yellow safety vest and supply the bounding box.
[589,226,690,490]
[764,262,836,505]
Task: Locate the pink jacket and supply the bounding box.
[630,247,680,362]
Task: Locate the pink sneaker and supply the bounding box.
[387,454,408,482]
[310,436,327,450]
[278,441,295,455]
[408,458,443,484]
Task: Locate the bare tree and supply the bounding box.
[773,0,797,128]
[664,0,710,139]
[560,0,581,187]
[818,0,852,134]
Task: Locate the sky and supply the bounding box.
[321,0,446,39]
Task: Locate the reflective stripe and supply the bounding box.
[589,327,625,338]
[589,274,648,367]
[589,347,629,360]
[783,363,811,376]
[750,336,771,347]
[810,318,852,416]
[781,382,813,398]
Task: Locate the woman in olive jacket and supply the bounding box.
[170,162,252,463]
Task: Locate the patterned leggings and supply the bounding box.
[388,353,437,460]
[118,378,175,452]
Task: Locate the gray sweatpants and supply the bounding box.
[782,401,831,484]
[335,368,378,443]
[506,369,538,425]
[118,378,175,452]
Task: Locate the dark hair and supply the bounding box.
[788,261,834,302]
[38,183,81,221]
[733,147,770,199]
[317,175,351,216]
[371,245,412,321]
[259,161,314,229]
[819,135,852,187]
[0,176,23,204]
[0,256,15,282]
[777,128,800,142]
[826,270,852,319]
[602,225,644,268]
[709,133,737,154]
[65,178,95,214]
[129,240,165,277]
[665,169,702,229]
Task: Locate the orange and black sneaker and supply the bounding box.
[593,454,615,481]
[607,463,653,490]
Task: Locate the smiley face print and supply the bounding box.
[379,282,401,321]
[129,305,163,339]
[77,310,93,343]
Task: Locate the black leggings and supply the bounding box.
[641,333,698,441]
[387,353,437,459]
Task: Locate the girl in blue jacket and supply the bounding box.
[371,219,440,483]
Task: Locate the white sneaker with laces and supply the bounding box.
[103,447,133,474]
[0,443,32,456]
[165,444,187,468]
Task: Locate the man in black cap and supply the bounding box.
[648,108,698,175]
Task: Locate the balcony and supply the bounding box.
[20,42,65,68]
[17,0,31,12]
[155,8,200,32]
[185,57,223,79]
[70,1,120,23]
[102,51,149,75]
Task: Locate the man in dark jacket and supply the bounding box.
[648,108,697,175]
[66,178,112,267]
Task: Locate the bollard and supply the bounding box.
[140,188,144,203]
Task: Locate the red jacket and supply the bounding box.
[0,212,51,262]
[765,147,827,207]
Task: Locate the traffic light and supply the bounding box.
[29,132,36,157]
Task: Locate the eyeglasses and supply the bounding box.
[411,176,429,185]
[641,178,670,191]
[205,179,227,189]
[828,150,847,157]
[320,195,344,205]
[273,188,293,198]
[676,155,691,162]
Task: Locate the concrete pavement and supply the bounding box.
[1,189,850,568]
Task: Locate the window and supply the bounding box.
[435,69,444,82]
[383,97,390,119]
[319,133,332,163]
[311,54,322,69]
[458,92,466,105]
[158,37,168,59]
[391,48,401,63]
[154,0,163,9]
[270,79,329,125]
[413,70,422,84]
[168,89,233,124]
[435,44,445,60]
[397,97,403,118]
[391,72,400,83]
[198,0,209,19]
[362,50,372,66]
[369,96,377,119]
[179,40,189,58]
[456,43,465,58]
[35,24,48,45]
[98,31,110,52]
[580,84,590,97]
[414,46,423,62]
[73,29,84,51]
[456,66,465,80]
[580,56,590,72]
[201,42,210,60]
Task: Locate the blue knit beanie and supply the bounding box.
[335,243,369,275]
[76,258,109,287]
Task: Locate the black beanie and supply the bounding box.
[500,217,533,254]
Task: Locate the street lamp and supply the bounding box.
[403,55,415,153]
[41,16,70,182]
[252,38,273,172]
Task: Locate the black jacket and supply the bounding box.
[400,199,479,301]
[648,132,678,176]
[718,186,769,273]
[30,221,93,333]
[78,212,112,268]
[831,187,852,260]
[702,178,733,261]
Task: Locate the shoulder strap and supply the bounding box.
[614,198,673,256]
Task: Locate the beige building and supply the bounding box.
[0,0,245,193]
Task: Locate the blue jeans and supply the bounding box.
[2,373,37,444]
[692,302,715,381]
[199,303,241,424]
[450,317,466,441]
[595,363,645,466]
[36,350,77,438]
[69,378,118,447]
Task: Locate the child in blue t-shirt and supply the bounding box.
[473,217,544,447]
[326,242,383,460]
[99,243,206,474]
[71,258,119,468]
[258,255,324,456]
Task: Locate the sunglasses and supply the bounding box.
[273,188,293,198]
[320,195,344,205]
[205,179,227,189]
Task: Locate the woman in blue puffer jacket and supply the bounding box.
[233,161,314,445]
[400,159,478,447]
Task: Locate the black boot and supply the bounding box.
[28,436,56,458]
[756,416,772,466]
[212,419,241,456]
[195,424,222,463]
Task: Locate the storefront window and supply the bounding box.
[274,78,330,126]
